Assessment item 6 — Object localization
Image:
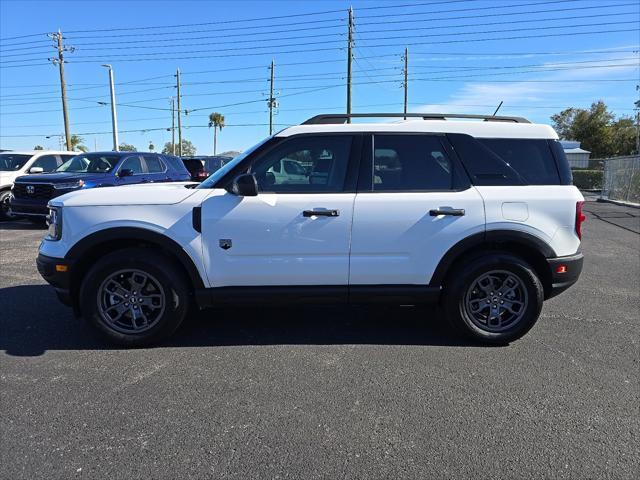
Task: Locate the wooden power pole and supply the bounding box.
[176,69,182,156]
[403,47,408,120]
[268,60,276,135]
[49,30,72,151]
[170,97,176,155]
[346,6,353,123]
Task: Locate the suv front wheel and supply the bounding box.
[443,252,544,344]
[80,248,190,346]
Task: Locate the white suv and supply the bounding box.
[0,150,77,220]
[36,114,585,346]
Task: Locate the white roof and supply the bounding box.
[564,147,590,154]
[278,119,558,140]
[0,150,76,155]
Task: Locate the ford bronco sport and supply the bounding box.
[36,113,585,346]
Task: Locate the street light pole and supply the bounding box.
[101,64,119,151]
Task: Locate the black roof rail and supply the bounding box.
[302,113,531,125]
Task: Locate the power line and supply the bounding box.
[358,1,637,28]
[4,20,632,65]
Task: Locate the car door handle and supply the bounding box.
[429,208,465,216]
[303,209,340,217]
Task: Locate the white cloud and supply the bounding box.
[410,48,638,121]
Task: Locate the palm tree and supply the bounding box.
[208,112,225,155]
[69,134,88,152]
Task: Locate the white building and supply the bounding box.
[561,140,590,168]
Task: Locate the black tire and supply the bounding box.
[442,251,544,344]
[79,248,190,347]
[0,190,18,221]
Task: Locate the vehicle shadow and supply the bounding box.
[0,219,46,230]
[1,285,482,357]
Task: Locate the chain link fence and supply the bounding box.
[599,155,640,205]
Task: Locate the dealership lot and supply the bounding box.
[1,200,638,479]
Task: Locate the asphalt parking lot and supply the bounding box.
[1,199,638,479]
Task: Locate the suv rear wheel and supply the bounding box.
[0,190,18,221]
[443,252,544,344]
[80,248,189,346]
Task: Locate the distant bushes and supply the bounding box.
[572,169,603,190]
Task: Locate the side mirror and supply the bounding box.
[29,167,44,174]
[230,173,258,197]
[118,168,134,178]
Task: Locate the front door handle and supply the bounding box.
[429,208,465,216]
[303,209,340,217]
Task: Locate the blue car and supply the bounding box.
[10,151,191,219]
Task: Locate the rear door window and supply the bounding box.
[477,138,561,185]
[372,135,456,191]
[142,155,165,173]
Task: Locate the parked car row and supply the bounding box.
[0,151,234,221]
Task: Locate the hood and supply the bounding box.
[50,183,200,207]
[0,171,19,186]
[13,172,111,184]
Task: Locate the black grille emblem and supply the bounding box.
[219,239,232,250]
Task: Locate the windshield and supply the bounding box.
[56,154,121,173]
[0,154,32,172]
[198,137,271,189]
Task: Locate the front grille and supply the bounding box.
[13,183,54,200]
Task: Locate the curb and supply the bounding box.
[596,198,640,209]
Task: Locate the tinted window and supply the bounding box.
[251,135,352,193]
[182,159,203,175]
[478,138,560,185]
[56,154,120,173]
[30,155,59,172]
[162,155,185,172]
[120,156,144,174]
[143,155,165,173]
[447,134,522,186]
[0,154,31,171]
[372,135,454,191]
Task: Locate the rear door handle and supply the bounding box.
[429,208,465,216]
[303,209,340,217]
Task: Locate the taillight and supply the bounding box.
[575,201,586,240]
[197,170,209,178]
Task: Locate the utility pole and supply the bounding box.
[176,69,182,156]
[48,30,72,151]
[101,64,119,151]
[170,97,176,155]
[346,6,353,123]
[268,60,276,135]
[402,47,408,119]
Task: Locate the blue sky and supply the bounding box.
[1,0,638,154]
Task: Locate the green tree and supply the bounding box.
[208,112,225,155]
[609,117,636,157]
[69,134,88,152]
[162,139,196,156]
[33,145,44,150]
[550,101,636,158]
[118,143,137,152]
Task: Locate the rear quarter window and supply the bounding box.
[477,138,561,185]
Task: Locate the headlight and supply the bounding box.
[46,206,62,241]
[53,180,84,190]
